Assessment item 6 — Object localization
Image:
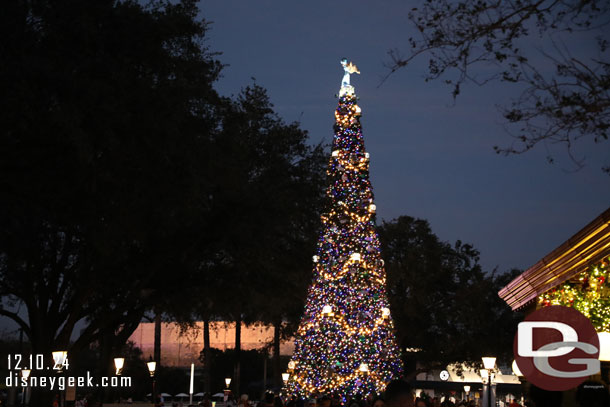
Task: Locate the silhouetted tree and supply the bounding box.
[0,1,222,402]
[386,0,610,172]
[378,216,521,376]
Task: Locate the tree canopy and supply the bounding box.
[386,0,610,173]
[0,0,326,391]
[378,216,521,374]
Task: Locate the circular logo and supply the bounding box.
[439,370,449,381]
[513,306,600,391]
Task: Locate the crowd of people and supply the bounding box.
[192,380,522,407]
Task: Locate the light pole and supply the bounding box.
[147,361,157,406]
[114,358,125,376]
[224,377,232,404]
[21,369,31,406]
[481,357,496,407]
[113,358,125,403]
[52,351,68,407]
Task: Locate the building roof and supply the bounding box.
[498,207,610,311]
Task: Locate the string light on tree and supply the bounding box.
[538,256,610,332]
[284,59,402,399]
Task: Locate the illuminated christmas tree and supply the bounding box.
[285,60,402,398]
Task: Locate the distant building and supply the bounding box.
[129,321,295,367]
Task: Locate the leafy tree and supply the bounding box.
[378,216,521,376]
[386,0,610,172]
[0,2,222,403]
[195,84,327,393]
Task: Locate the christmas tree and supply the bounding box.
[285,60,402,398]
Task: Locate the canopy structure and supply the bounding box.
[498,207,610,311]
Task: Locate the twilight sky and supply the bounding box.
[199,0,609,273]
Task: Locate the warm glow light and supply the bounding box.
[512,360,523,376]
[21,370,31,379]
[482,357,496,370]
[225,377,232,388]
[282,373,290,382]
[312,255,319,263]
[599,332,610,361]
[147,361,156,376]
[114,358,125,375]
[322,305,333,316]
[480,369,489,379]
[52,351,67,366]
[190,363,195,395]
[287,360,296,370]
[284,79,403,396]
[463,385,470,392]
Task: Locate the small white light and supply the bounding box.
[354,105,361,114]
[288,360,296,370]
[365,152,370,159]
[225,377,232,388]
[114,358,125,375]
[463,385,470,392]
[350,253,361,261]
[480,369,489,379]
[21,370,31,379]
[322,305,333,316]
[332,150,339,157]
[598,332,610,361]
[52,351,67,369]
[358,363,369,372]
[381,307,390,318]
[482,357,496,370]
[368,204,376,213]
[282,373,290,382]
[512,360,523,376]
[147,361,156,376]
[312,255,319,263]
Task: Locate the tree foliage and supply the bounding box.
[0,1,327,401]
[378,216,521,374]
[387,0,610,172]
[0,0,223,357]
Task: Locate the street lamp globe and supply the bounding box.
[511,360,523,377]
[147,361,156,377]
[114,358,125,375]
[482,357,496,370]
[225,377,232,388]
[598,332,610,361]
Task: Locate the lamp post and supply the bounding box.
[21,369,31,406]
[281,373,289,386]
[463,385,470,402]
[481,357,496,407]
[114,358,125,376]
[224,377,232,404]
[147,361,157,406]
[52,351,68,407]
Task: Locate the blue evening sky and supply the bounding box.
[200,0,609,274]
